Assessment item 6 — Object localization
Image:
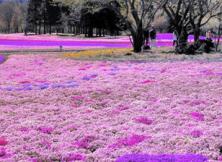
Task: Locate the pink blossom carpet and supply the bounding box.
[0,54,222,161]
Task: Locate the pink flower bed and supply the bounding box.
[2,33,220,51]
[0,45,105,51]
[0,54,222,161]
[0,34,129,42]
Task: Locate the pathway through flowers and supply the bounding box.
[0,54,222,161]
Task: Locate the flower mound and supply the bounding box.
[134,117,153,125]
[0,137,8,146]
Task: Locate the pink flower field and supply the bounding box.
[1,54,222,161]
[0,33,194,51]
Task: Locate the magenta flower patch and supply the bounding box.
[38,126,54,134]
[20,127,30,132]
[72,95,84,101]
[19,80,31,84]
[110,134,146,149]
[63,153,84,161]
[218,155,222,161]
[71,95,85,107]
[40,139,51,149]
[82,74,98,81]
[190,112,205,121]
[141,80,155,84]
[134,117,153,125]
[111,105,129,116]
[191,130,203,138]
[116,154,208,162]
[0,148,6,157]
[74,136,95,149]
[78,68,87,71]
[117,104,130,111]
[189,100,207,106]
[200,69,215,76]
[0,137,8,146]
[160,68,167,73]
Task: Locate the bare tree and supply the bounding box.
[163,0,192,53]
[163,0,222,53]
[0,1,15,33]
[0,0,27,33]
[189,0,222,42]
[11,4,26,33]
[111,0,167,52]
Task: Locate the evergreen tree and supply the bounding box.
[26,0,43,34]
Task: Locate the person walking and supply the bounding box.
[205,30,215,52]
[149,26,157,48]
[144,28,150,47]
[173,30,178,46]
[206,30,213,41]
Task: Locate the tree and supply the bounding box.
[26,0,43,34]
[80,1,104,37]
[188,0,222,42]
[109,0,166,52]
[26,0,63,34]
[56,0,166,52]
[47,2,62,34]
[0,1,15,33]
[163,0,222,54]
[163,0,192,53]
[11,3,26,33]
[80,0,121,37]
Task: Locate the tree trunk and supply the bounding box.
[194,29,200,42]
[102,28,105,37]
[43,23,46,34]
[49,25,52,34]
[88,26,93,37]
[7,23,10,33]
[193,27,201,49]
[175,29,189,54]
[35,25,37,35]
[73,26,76,35]
[38,22,42,35]
[132,24,144,53]
[216,25,222,52]
[99,28,102,37]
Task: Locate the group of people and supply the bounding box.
[143,26,215,52]
[172,30,214,46]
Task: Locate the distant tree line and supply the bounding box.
[25,0,67,35]
[25,0,123,36]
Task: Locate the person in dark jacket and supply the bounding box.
[144,28,150,46]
